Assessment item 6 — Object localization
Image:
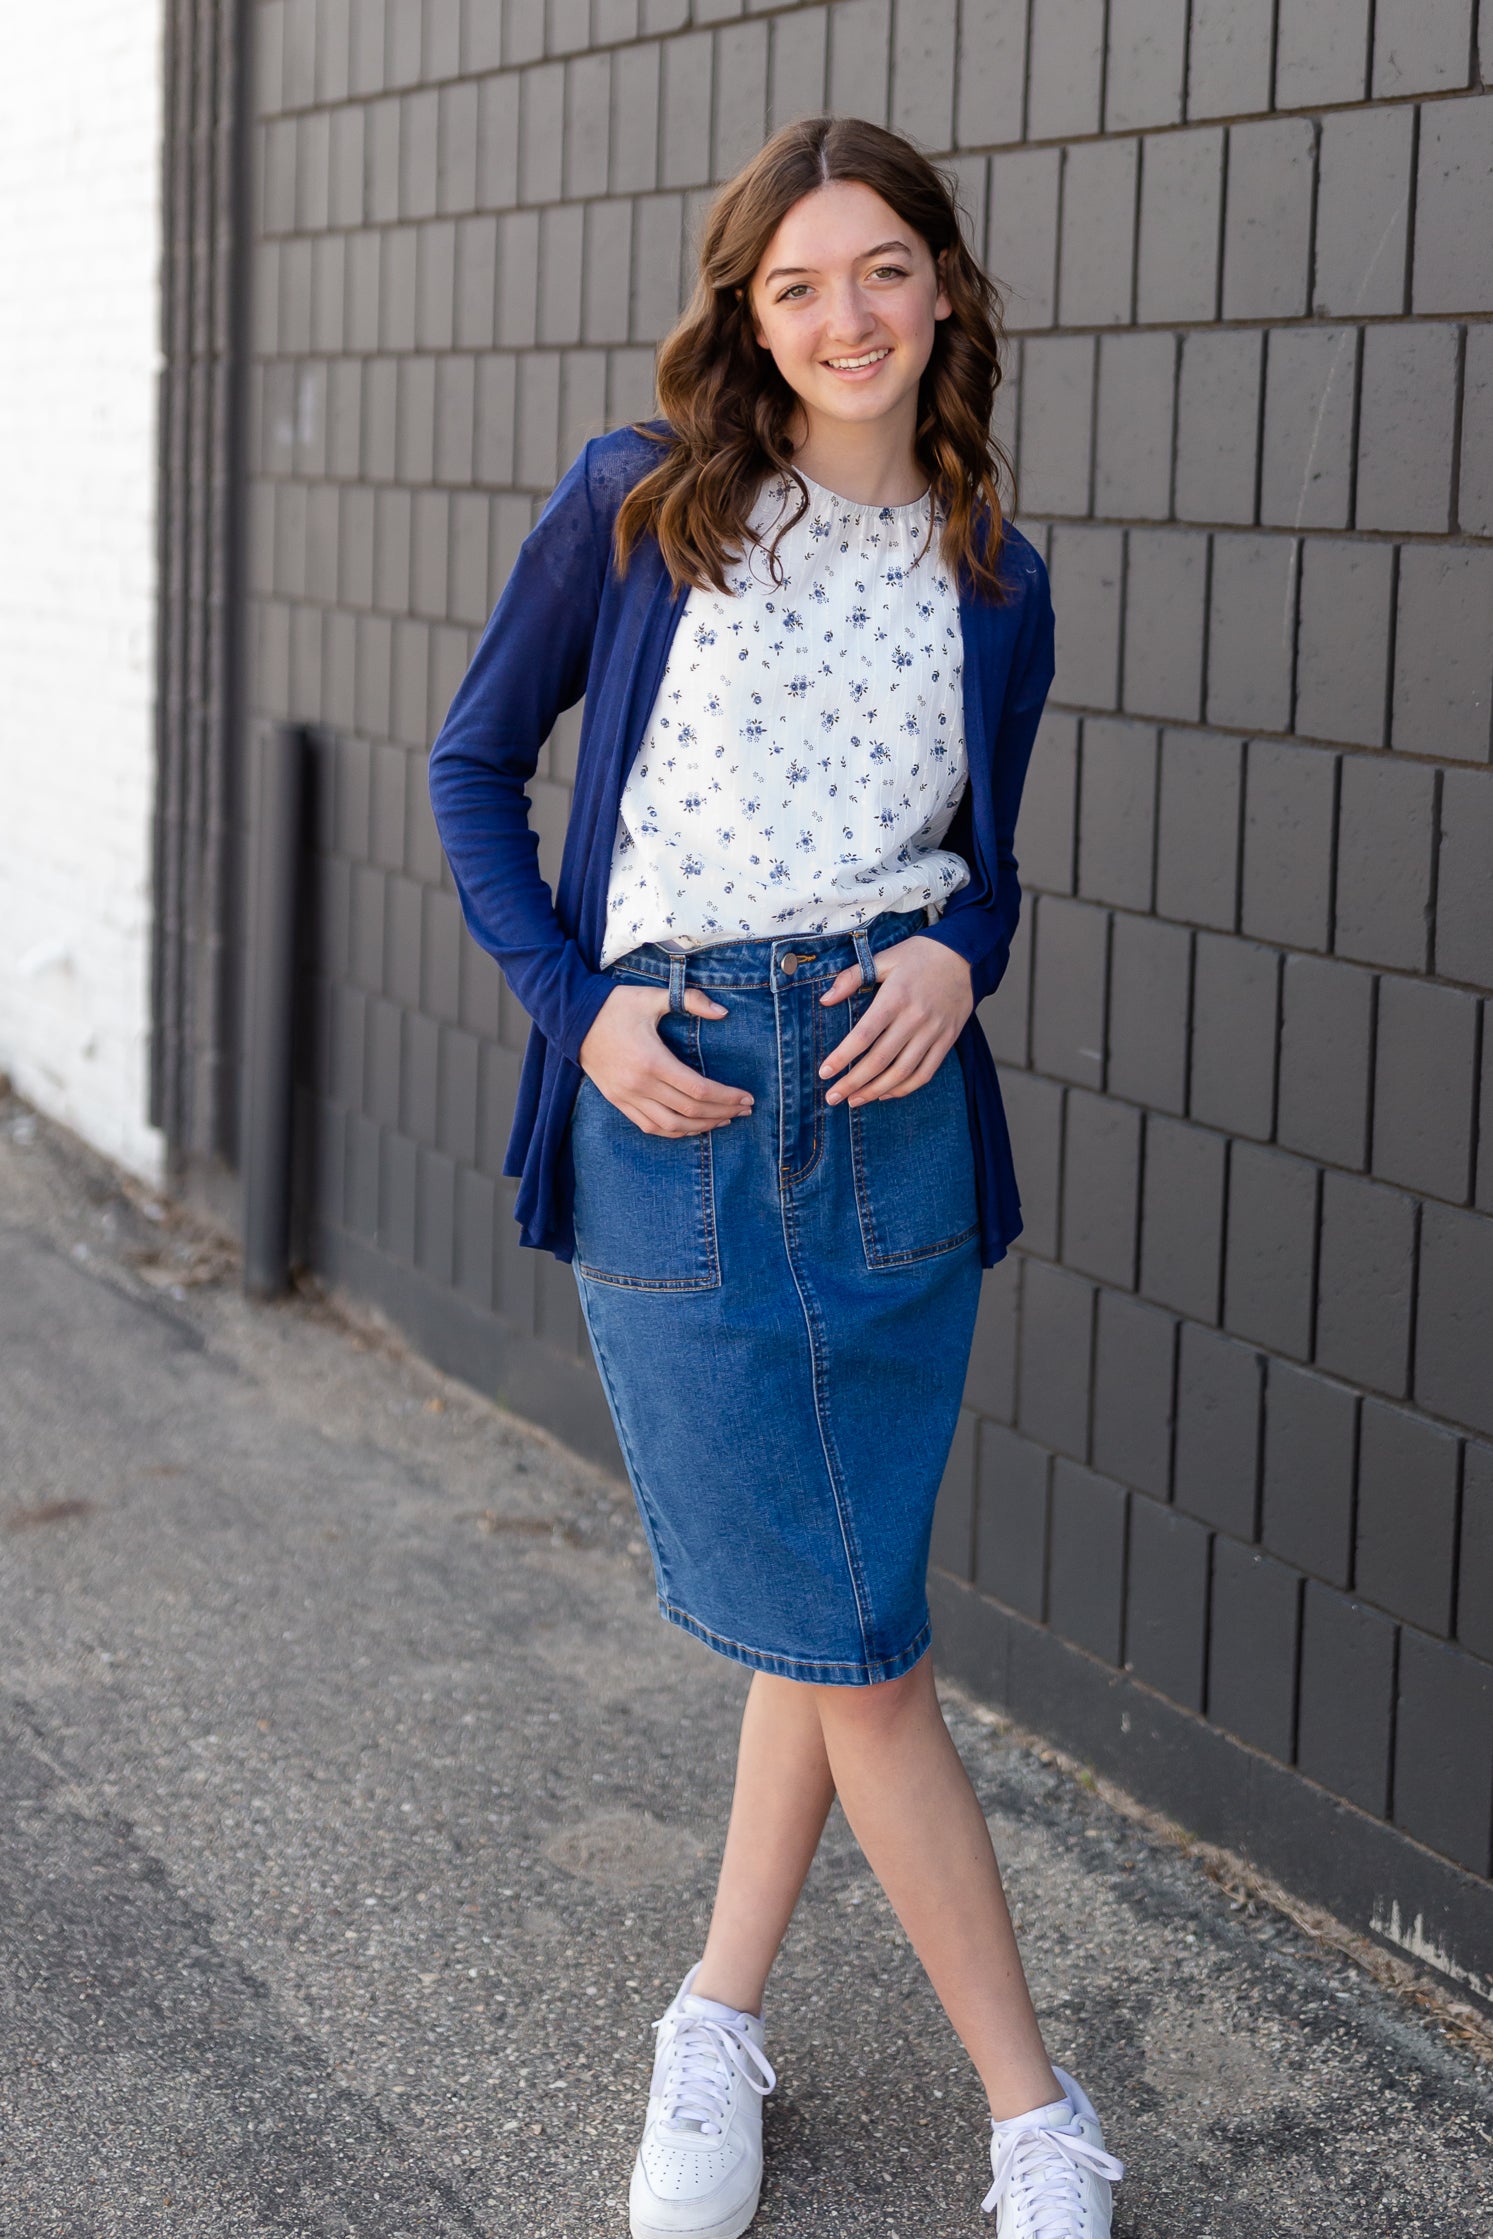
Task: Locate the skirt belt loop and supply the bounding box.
[852,927,878,991]
[668,955,690,1015]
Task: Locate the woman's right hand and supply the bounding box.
[577,984,754,1137]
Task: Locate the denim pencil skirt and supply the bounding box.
[564,903,983,1687]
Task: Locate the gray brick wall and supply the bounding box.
[239,0,1493,1946]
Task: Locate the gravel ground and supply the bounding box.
[0,1090,1489,2238]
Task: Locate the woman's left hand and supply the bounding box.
[816,935,974,1106]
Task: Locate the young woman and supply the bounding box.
[429,115,1124,2239]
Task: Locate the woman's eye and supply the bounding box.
[773,266,907,301]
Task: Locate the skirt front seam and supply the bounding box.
[775,1171,878,1674]
[575,1284,680,1609]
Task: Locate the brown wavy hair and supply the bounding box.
[613,115,1016,602]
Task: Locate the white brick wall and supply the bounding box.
[0,3,166,1181]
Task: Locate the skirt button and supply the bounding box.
[781,952,798,976]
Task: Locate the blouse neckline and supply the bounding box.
[778,465,934,517]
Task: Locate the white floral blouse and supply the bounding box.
[597,467,970,967]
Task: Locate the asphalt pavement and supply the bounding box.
[1,1090,1489,2238]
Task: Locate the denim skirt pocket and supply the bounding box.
[568,1004,722,1292]
[846,989,979,1272]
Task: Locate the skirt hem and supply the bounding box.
[657,1597,933,1687]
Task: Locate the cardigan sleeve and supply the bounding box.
[917,543,1056,1009]
[427,441,618,1069]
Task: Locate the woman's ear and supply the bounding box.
[934,246,953,322]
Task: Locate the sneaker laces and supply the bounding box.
[982,2108,1125,2230]
[651,2002,777,2138]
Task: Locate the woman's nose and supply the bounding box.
[819,284,875,338]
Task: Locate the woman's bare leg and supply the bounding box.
[812,1652,1061,2121]
[691,1670,838,2014]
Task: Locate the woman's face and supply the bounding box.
[747,179,951,441]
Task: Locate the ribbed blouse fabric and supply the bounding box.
[598,469,970,968]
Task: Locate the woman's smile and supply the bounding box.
[822,344,894,377]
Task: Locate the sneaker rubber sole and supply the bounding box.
[628,2171,763,2239]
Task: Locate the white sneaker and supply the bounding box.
[628,1963,777,2239]
[981,2065,1124,2235]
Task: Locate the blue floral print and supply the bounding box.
[599,470,971,965]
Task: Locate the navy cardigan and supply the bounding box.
[427,422,1055,1267]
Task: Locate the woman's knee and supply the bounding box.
[811,1655,934,1736]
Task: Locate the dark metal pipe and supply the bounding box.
[242,722,306,1300]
